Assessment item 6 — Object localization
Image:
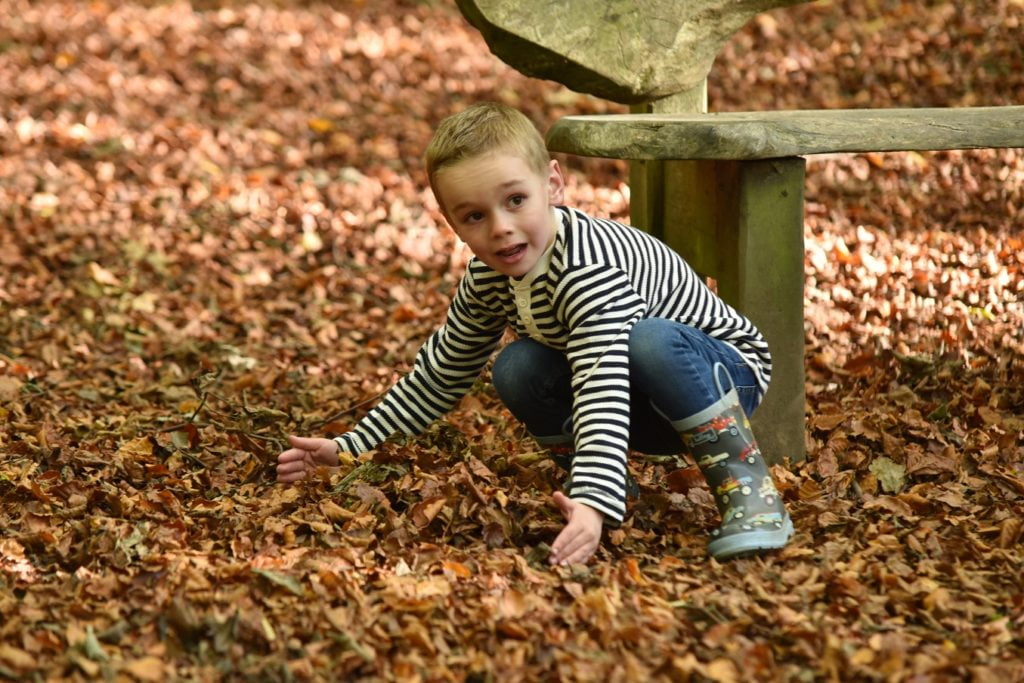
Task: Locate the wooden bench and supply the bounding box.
[548,106,1024,466]
[457,0,1024,464]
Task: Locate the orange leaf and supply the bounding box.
[307,117,334,134]
[812,413,846,431]
[798,479,823,501]
[441,560,472,578]
[392,303,419,322]
[622,557,647,585]
[0,645,35,673]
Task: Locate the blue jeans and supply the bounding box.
[491,318,762,455]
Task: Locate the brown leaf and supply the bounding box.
[122,657,165,682]
[706,658,739,683]
[0,644,35,673]
[0,376,22,403]
[410,496,446,528]
[666,466,704,493]
[812,413,846,431]
[798,479,823,501]
[998,518,1022,548]
[496,621,530,640]
[905,448,958,476]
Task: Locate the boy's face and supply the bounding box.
[435,151,565,278]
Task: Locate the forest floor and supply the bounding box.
[1,0,1022,680]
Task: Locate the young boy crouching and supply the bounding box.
[277,102,793,565]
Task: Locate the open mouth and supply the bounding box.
[496,244,526,259]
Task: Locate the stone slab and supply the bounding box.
[456,0,807,103]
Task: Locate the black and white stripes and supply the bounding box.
[335,206,771,523]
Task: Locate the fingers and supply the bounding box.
[549,521,598,566]
[277,436,341,483]
[287,434,321,450]
[549,523,580,564]
[276,467,308,484]
[549,496,604,565]
[276,449,312,483]
[314,440,340,465]
[560,539,598,565]
[277,448,309,464]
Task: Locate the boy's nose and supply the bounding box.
[490,212,514,236]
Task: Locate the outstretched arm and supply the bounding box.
[332,265,509,457]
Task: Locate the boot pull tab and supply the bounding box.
[713,361,735,401]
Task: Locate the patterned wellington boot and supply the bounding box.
[545,443,640,499]
[676,389,793,559]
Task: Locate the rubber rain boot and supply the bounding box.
[676,389,793,559]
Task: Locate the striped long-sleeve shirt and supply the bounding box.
[335,206,771,523]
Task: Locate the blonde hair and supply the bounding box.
[425,102,551,201]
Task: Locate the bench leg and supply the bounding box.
[729,158,807,466]
[652,158,807,465]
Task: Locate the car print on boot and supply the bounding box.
[681,415,740,449]
[738,443,759,464]
[758,476,780,505]
[697,451,730,470]
[715,475,754,504]
[716,505,747,528]
[738,511,787,531]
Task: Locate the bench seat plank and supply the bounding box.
[547,106,1024,160]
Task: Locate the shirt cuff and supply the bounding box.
[566,483,625,527]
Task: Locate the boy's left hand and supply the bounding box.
[548,492,604,566]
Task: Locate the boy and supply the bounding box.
[277,102,793,565]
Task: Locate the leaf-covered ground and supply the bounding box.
[1,0,1022,680]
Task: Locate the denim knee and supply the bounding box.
[492,340,533,407]
[628,318,680,382]
[492,339,574,439]
[492,339,569,408]
[628,318,761,420]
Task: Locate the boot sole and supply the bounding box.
[708,515,794,560]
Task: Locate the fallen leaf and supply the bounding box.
[0,644,35,673]
[88,261,121,286]
[869,456,906,493]
[0,376,22,403]
[252,569,305,596]
[122,657,165,682]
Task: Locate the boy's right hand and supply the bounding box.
[276,435,341,483]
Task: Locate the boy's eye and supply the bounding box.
[509,194,526,207]
[463,211,484,223]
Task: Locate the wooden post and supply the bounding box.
[629,87,806,466]
[720,159,806,466]
[628,83,708,241]
[658,158,806,465]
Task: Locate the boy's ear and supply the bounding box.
[547,159,565,205]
